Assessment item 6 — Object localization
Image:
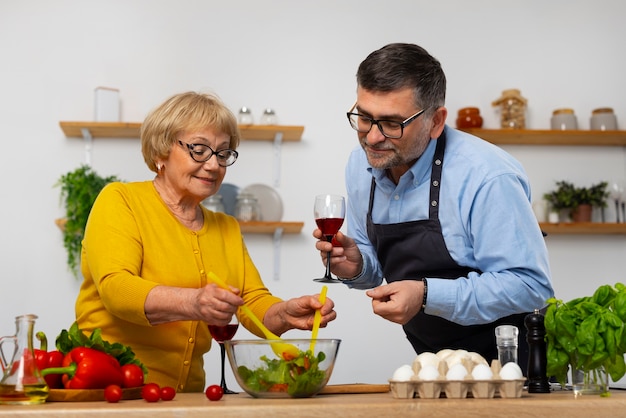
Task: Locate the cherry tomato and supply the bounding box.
[121,364,144,388]
[141,383,161,402]
[104,384,123,403]
[205,384,223,401]
[160,386,176,401]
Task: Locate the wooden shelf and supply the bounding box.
[55,218,303,235]
[460,128,626,146]
[238,221,303,234]
[59,121,303,141]
[238,125,303,141]
[60,121,141,138]
[539,222,626,235]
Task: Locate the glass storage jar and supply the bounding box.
[234,193,261,221]
[456,107,483,129]
[202,194,225,213]
[492,89,527,129]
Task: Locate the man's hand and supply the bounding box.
[312,230,363,279]
[365,280,424,324]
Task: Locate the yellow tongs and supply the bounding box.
[208,272,300,360]
[310,285,328,353]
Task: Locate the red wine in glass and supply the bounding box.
[313,195,346,283]
[208,315,239,394]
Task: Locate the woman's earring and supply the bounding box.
[156,163,162,171]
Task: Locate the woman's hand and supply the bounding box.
[196,284,244,326]
[313,230,363,279]
[365,280,424,325]
[263,294,337,336]
[145,283,243,326]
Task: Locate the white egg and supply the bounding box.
[471,363,493,380]
[468,351,488,366]
[445,350,469,367]
[417,364,440,381]
[416,352,441,368]
[392,364,414,381]
[499,362,523,380]
[436,348,455,360]
[446,363,468,380]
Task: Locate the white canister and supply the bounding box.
[550,108,578,130]
[590,108,618,131]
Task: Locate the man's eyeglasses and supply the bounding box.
[346,102,426,139]
[177,140,238,167]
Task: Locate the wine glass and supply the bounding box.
[208,314,239,394]
[609,180,625,223]
[313,194,346,283]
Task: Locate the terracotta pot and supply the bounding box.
[572,204,592,222]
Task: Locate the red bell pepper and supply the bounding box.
[41,347,124,389]
[35,331,64,389]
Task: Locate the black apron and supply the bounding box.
[366,132,529,369]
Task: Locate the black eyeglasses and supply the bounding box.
[177,140,238,167]
[346,102,426,139]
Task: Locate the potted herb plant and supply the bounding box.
[56,165,121,276]
[543,180,608,222]
[545,283,626,396]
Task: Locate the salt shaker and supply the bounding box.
[260,108,278,125]
[525,309,551,393]
[238,107,254,125]
[495,325,518,366]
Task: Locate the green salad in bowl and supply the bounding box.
[224,339,341,398]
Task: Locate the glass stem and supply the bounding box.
[325,236,333,278]
[219,343,227,389]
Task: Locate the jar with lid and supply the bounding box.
[234,193,261,221]
[492,89,527,129]
[202,194,225,213]
[590,107,618,131]
[238,107,254,125]
[550,108,578,130]
[260,108,278,125]
[455,107,483,129]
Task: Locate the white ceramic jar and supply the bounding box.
[590,108,618,131]
[550,108,578,130]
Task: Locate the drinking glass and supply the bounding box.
[208,314,239,394]
[313,194,345,283]
[609,180,625,223]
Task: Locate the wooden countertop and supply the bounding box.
[1,389,625,417]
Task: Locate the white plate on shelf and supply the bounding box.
[241,183,283,221]
[217,183,240,215]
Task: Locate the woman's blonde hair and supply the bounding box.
[141,91,240,172]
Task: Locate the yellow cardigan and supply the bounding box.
[76,181,281,392]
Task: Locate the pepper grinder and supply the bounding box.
[525,309,551,393]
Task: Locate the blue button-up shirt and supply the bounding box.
[343,126,554,325]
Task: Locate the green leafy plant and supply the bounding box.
[544,283,626,396]
[56,165,121,276]
[543,180,609,213]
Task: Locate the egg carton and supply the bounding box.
[389,359,525,399]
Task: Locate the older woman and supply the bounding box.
[75,91,336,392]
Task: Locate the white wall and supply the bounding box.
[1,0,625,389]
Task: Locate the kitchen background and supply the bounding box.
[1,0,625,389]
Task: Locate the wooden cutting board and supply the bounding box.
[319,384,390,394]
[47,387,143,402]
